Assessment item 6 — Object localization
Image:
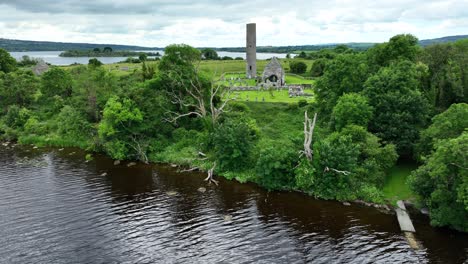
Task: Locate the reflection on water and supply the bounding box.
[0,146,467,263]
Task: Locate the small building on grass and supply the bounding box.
[262,57,285,87]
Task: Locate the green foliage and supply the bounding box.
[57,105,92,141]
[212,116,258,171]
[139,53,148,62]
[297,51,307,58]
[85,153,94,161]
[17,55,39,67]
[70,65,118,122]
[0,70,39,109]
[331,93,373,130]
[98,96,143,160]
[141,62,155,80]
[416,103,468,160]
[307,126,397,201]
[3,105,30,129]
[23,116,48,136]
[315,53,369,116]
[364,60,430,155]
[310,58,327,77]
[41,67,73,98]
[419,39,468,110]
[367,34,420,69]
[297,99,308,107]
[289,61,307,74]
[201,48,219,60]
[159,44,201,73]
[315,133,359,200]
[357,185,385,203]
[0,48,17,73]
[339,125,398,187]
[294,158,316,191]
[61,49,157,57]
[88,58,103,68]
[408,132,468,232]
[255,140,298,189]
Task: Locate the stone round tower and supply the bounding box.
[246,23,256,78]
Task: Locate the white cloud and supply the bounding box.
[0,0,467,47]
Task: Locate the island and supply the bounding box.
[59,48,161,57]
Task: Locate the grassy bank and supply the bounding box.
[231,89,314,103]
[383,162,418,205]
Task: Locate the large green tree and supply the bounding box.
[419,39,468,110]
[315,53,369,116]
[201,48,219,60]
[331,93,373,131]
[364,60,430,155]
[98,96,144,160]
[367,34,420,69]
[416,103,468,160]
[409,132,468,232]
[289,61,307,74]
[0,48,17,73]
[41,67,73,98]
[0,71,38,110]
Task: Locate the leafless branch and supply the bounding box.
[324,167,351,176]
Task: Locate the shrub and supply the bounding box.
[57,105,92,140]
[88,58,103,68]
[294,158,316,191]
[4,105,30,129]
[255,140,297,189]
[289,61,307,74]
[212,117,257,171]
[357,185,385,203]
[298,99,308,107]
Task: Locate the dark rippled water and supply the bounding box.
[0,145,467,263]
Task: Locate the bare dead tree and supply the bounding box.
[129,135,149,164]
[204,162,218,185]
[300,111,317,161]
[179,167,200,173]
[164,67,236,126]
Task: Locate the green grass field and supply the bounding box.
[382,162,418,205]
[61,58,315,79]
[243,102,305,140]
[231,89,314,103]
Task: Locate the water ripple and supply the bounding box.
[0,147,467,263]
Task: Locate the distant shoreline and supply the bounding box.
[59,50,161,57]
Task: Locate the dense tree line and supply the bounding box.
[0,35,466,232]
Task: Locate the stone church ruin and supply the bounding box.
[223,23,311,98]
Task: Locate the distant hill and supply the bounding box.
[1,34,466,52]
[216,35,468,53]
[0,38,158,52]
[215,43,376,53]
[418,35,468,46]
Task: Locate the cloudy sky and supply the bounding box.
[0,0,467,47]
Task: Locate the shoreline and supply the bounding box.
[1,139,398,213]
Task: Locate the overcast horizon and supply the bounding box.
[0,0,467,48]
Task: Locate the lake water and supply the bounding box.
[9,51,288,66]
[0,145,467,263]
